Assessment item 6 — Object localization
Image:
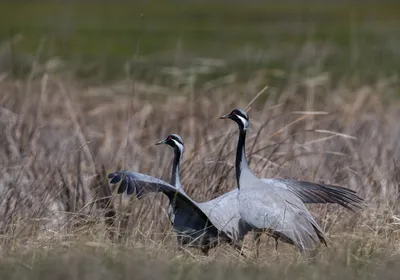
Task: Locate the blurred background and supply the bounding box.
[1,0,399,87]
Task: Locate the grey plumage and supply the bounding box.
[109,130,363,255]
[108,170,230,253]
[261,178,363,212]
[154,134,245,244]
[109,134,242,254]
[220,108,363,253]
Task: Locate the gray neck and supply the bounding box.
[235,129,249,189]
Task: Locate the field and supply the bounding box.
[1,1,400,279]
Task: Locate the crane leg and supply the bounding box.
[201,247,209,256]
[231,242,247,258]
[239,250,248,258]
[274,237,279,251]
[253,232,262,259]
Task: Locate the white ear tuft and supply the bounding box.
[172,139,184,158]
[237,115,249,131]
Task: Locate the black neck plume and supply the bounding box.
[171,146,181,188]
[235,129,248,189]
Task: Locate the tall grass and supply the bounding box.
[0,59,400,275]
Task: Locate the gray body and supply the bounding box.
[220,108,363,253]
[155,134,245,250]
[238,165,326,252]
[159,135,244,243]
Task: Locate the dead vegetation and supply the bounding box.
[0,66,400,277]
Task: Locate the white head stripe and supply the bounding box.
[172,139,184,158]
[237,115,249,130]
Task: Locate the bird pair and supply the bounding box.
[108,108,364,256]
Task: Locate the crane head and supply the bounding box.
[155,133,185,157]
[219,108,250,131]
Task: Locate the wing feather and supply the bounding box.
[239,180,329,253]
[117,178,128,194]
[108,170,222,236]
[262,178,364,211]
[109,171,179,198]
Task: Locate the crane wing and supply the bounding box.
[108,170,221,236]
[239,182,328,253]
[108,170,182,198]
[261,178,364,211]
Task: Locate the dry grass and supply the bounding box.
[1,66,400,278]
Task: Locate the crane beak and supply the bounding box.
[155,139,166,145]
[219,114,230,119]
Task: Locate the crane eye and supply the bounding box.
[167,136,172,141]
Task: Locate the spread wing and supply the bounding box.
[239,182,328,253]
[262,178,364,212]
[108,170,180,198]
[108,170,221,236]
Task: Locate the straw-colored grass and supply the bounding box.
[1,65,400,278]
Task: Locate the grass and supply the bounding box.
[1,65,400,277]
[1,1,400,279]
